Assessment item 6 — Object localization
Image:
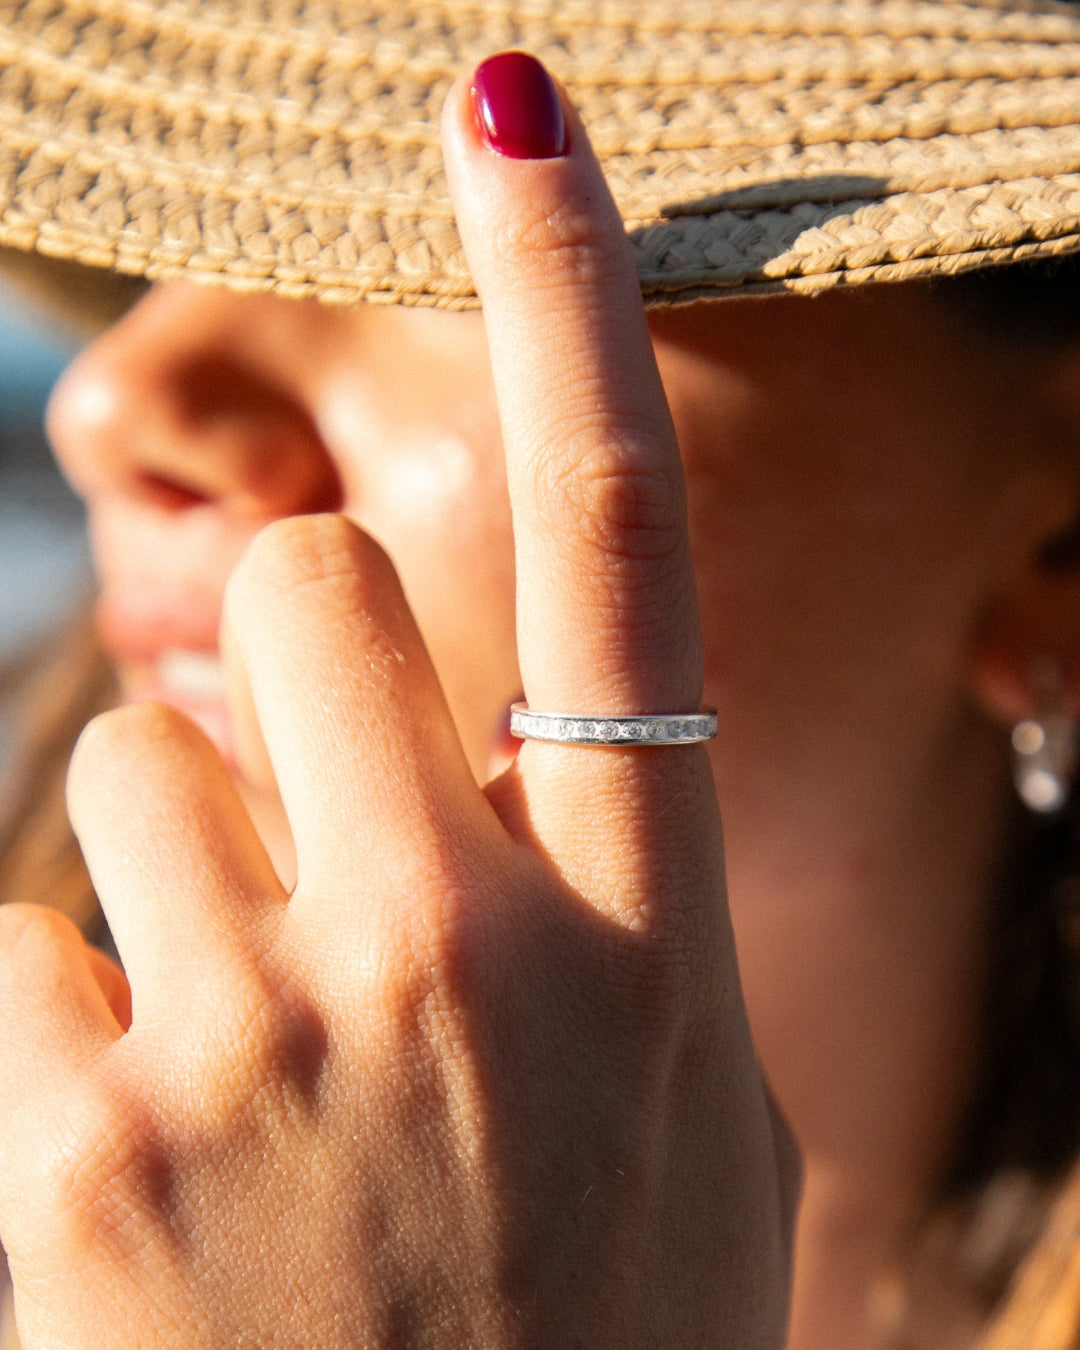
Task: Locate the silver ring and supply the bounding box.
[509,704,717,747]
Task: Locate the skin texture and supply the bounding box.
[5,57,1080,1350]
[0,70,792,1350]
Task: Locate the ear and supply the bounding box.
[971,562,1080,726]
[970,349,1080,727]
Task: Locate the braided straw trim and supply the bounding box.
[3,150,1078,308]
[1,0,1080,302]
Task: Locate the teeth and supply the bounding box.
[157,649,226,703]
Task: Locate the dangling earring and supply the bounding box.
[1012,661,1077,814]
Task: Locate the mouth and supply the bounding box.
[95,593,237,762]
[120,646,236,765]
[99,596,522,784]
[156,648,226,705]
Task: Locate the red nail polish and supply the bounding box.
[472,51,567,160]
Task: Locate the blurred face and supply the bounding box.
[46,279,1060,894]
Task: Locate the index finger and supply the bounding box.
[441,54,704,724]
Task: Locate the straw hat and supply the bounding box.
[1,0,1080,313]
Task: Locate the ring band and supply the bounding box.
[509,704,717,747]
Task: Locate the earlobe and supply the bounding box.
[970,343,1080,731]
[968,472,1080,728]
[970,580,1080,814]
[969,549,1080,726]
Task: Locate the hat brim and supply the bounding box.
[2,0,1080,308]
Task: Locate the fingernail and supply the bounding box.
[472,51,567,160]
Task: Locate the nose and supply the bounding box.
[47,283,342,520]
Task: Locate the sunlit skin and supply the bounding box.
[40,256,1080,1347]
[0,70,796,1349]
[0,40,1065,1343]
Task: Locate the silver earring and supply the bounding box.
[1012,662,1076,814]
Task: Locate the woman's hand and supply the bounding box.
[0,56,795,1349]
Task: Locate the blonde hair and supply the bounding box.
[0,610,114,935]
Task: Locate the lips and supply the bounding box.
[124,648,237,765]
[96,596,236,763]
[97,591,522,785]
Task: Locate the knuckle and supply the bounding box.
[496,194,622,290]
[533,434,686,568]
[579,456,683,563]
[180,966,330,1123]
[43,1090,175,1263]
[340,840,480,1023]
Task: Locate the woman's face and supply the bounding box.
[46,278,1065,893]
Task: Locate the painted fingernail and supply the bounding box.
[472,51,567,160]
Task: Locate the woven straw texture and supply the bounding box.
[1,0,1080,305]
